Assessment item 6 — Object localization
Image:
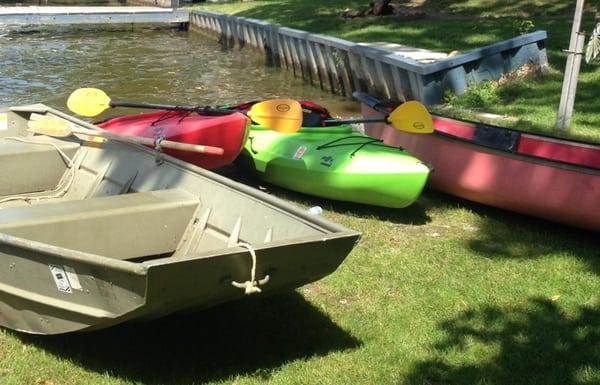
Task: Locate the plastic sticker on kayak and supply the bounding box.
[49,264,73,293]
[0,114,7,131]
[293,145,307,160]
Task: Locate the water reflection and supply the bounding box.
[0,27,358,120]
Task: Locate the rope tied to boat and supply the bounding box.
[231,242,270,295]
[0,137,76,204]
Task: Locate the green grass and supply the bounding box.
[0,2,599,385]
[0,183,598,385]
[193,0,600,142]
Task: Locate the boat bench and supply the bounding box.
[0,137,80,196]
[0,189,199,260]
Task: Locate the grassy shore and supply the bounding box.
[0,2,599,385]
[194,0,600,142]
[0,185,598,385]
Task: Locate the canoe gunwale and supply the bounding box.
[432,130,600,175]
[432,113,600,147]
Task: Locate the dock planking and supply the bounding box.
[0,6,188,26]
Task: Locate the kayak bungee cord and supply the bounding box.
[316,135,404,157]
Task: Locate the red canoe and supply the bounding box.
[98,110,249,169]
[361,104,600,231]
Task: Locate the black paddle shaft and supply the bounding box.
[109,100,237,115]
[322,116,388,126]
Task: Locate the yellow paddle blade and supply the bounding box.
[27,114,73,137]
[67,88,112,117]
[248,99,303,133]
[388,101,433,134]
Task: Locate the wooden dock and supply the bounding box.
[0,6,188,26]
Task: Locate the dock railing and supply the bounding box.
[191,10,548,105]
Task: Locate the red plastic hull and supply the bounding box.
[362,105,600,231]
[98,110,249,169]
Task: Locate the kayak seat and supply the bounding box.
[0,189,199,260]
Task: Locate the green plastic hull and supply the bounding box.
[241,125,430,208]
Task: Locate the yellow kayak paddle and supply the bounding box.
[346,91,433,134]
[323,100,433,134]
[67,88,303,134]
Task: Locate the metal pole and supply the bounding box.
[172,0,179,10]
[556,0,586,129]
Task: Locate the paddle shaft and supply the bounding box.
[323,117,388,126]
[110,100,234,115]
[70,125,224,155]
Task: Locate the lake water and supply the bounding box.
[0,26,358,121]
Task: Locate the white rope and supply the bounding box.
[0,137,76,204]
[231,242,270,295]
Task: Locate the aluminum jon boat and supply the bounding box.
[358,94,600,231]
[0,104,360,335]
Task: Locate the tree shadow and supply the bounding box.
[14,292,361,384]
[407,298,600,385]
[216,164,432,226]
[466,205,599,276]
[415,188,600,276]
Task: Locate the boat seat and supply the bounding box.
[0,136,80,197]
[0,189,199,260]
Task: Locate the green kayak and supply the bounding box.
[239,123,431,208]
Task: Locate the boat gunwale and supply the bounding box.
[142,232,359,268]
[359,100,600,167]
[0,232,148,275]
[431,128,600,175]
[363,106,600,173]
[431,113,600,148]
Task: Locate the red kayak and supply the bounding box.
[98,110,249,169]
[360,99,600,231]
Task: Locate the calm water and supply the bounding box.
[0,27,357,120]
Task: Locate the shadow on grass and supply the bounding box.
[407,297,600,385]
[418,189,600,275]
[469,217,600,275]
[15,292,361,384]
[217,164,432,226]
